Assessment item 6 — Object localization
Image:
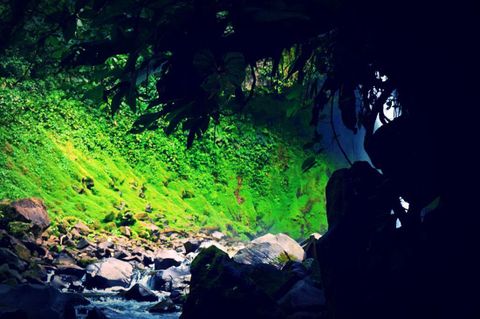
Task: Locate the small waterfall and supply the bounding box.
[75,265,180,318]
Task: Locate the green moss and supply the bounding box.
[0,77,336,240]
[7,221,32,237]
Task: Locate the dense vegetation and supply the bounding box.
[0,73,333,240]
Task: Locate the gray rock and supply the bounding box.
[53,252,76,266]
[233,233,305,269]
[233,242,288,269]
[211,231,225,240]
[150,264,190,291]
[85,258,133,289]
[77,238,91,250]
[55,264,86,278]
[154,249,184,270]
[149,297,177,313]
[252,233,305,262]
[119,283,158,302]
[97,241,114,250]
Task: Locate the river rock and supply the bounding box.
[183,239,200,254]
[149,297,177,313]
[233,233,304,269]
[73,222,90,235]
[233,242,289,269]
[56,264,86,278]
[53,251,76,266]
[154,249,184,270]
[150,264,190,291]
[85,258,133,289]
[211,231,225,240]
[0,283,89,319]
[252,233,305,261]
[76,237,91,250]
[198,240,228,254]
[119,283,158,302]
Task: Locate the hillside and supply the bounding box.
[0,78,333,240]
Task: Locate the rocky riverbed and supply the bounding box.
[0,198,325,319]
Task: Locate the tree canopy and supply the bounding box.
[1,0,478,196]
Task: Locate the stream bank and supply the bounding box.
[0,198,324,319]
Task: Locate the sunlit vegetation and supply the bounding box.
[0,76,333,240]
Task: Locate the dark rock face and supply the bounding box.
[316,161,449,319]
[119,283,158,302]
[85,258,133,289]
[181,246,294,319]
[0,284,88,319]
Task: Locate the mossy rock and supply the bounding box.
[77,256,98,267]
[181,190,195,199]
[134,212,149,221]
[103,212,116,223]
[116,211,136,226]
[7,221,32,237]
[183,246,286,319]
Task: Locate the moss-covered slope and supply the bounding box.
[0,78,333,240]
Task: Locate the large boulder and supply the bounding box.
[153,249,184,270]
[2,199,50,237]
[233,234,304,269]
[85,258,133,289]
[119,283,158,302]
[181,246,294,319]
[150,264,190,291]
[0,283,88,319]
[252,233,305,261]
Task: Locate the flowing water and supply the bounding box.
[73,268,182,318]
[75,293,181,319]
